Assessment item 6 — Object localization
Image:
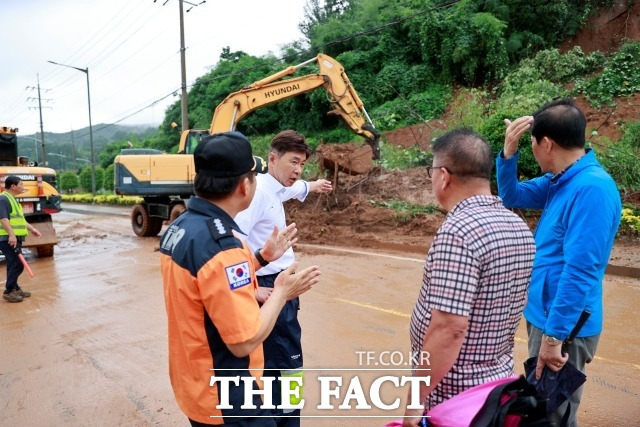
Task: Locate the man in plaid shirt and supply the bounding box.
[403,129,536,426]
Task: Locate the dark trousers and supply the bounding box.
[0,240,23,293]
[527,322,600,427]
[258,272,303,427]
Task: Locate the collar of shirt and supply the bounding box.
[447,194,502,218]
[550,148,590,184]
[187,196,243,234]
[261,173,288,200]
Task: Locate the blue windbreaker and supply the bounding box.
[496,149,621,338]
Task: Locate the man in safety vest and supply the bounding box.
[1,175,42,303]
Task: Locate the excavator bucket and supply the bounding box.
[317,144,374,176]
[23,215,57,257]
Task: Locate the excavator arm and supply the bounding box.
[179,54,380,158]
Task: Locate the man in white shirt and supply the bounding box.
[235,130,332,426]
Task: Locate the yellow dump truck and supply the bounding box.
[0,126,60,257]
[115,53,380,237]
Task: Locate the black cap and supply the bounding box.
[194,131,267,177]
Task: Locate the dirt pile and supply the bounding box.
[561,0,640,54]
[286,166,443,254]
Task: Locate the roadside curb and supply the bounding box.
[605,264,640,279]
[61,203,130,218]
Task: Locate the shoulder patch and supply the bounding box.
[208,217,234,240]
[225,261,252,290]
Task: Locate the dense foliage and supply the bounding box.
[140,0,616,153]
[66,0,638,194]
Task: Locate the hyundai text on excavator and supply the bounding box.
[0,126,60,256]
[114,53,380,237]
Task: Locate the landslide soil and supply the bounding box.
[288,93,640,268]
[294,3,640,266]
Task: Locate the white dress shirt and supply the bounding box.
[235,173,309,276]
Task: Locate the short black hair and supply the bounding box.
[531,98,586,149]
[270,130,311,159]
[194,171,254,201]
[4,175,22,189]
[431,129,493,181]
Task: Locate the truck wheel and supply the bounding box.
[131,203,163,237]
[169,204,186,223]
[36,245,55,258]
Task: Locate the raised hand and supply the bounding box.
[504,116,534,159]
[274,261,321,301]
[261,222,298,262]
[310,179,333,194]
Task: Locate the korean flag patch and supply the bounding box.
[225,261,252,290]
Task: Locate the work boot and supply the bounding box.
[3,290,23,303]
[16,288,31,298]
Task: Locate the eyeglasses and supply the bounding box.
[426,166,453,178]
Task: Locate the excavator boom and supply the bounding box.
[180,54,380,158]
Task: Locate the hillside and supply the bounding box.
[284,0,640,273]
[17,123,157,169]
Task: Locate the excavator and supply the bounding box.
[114,53,380,237]
[0,126,60,256]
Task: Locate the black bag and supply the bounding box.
[471,376,551,427]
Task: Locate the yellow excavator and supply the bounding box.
[0,126,60,256]
[114,53,380,237]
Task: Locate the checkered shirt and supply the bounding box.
[410,195,535,409]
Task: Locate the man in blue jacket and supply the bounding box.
[496,98,621,426]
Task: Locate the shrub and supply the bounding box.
[60,172,79,193]
[79,167,105,192]
[620,204,640,235]
[369,200,441,225]
[533,47,605,83]
[593,132,640,193]
[372,85,452,131]
[577,42,640,106]
[447,88,488,131]
[377,144,431,170]
[103,164,115,192]
[61,194,143,205]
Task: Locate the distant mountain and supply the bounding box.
[18,124,158,167]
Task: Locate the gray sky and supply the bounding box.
[1,0,307,135]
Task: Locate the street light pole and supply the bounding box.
[47,60,96,196]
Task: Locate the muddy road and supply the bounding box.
[1,204,639,426]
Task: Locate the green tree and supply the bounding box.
[79,167,105,192]
[60,172,79,194]
[104,164,115,192]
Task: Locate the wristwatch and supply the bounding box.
[544,335,562,346]
[254,248,269,267]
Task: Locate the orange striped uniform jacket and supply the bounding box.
[160,197,271,425]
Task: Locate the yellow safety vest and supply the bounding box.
[0,192,28,237]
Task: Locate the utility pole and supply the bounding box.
[155,0,206,131]
[178,0,188,131]
[27,74,51,165]
[37,74,47,164]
